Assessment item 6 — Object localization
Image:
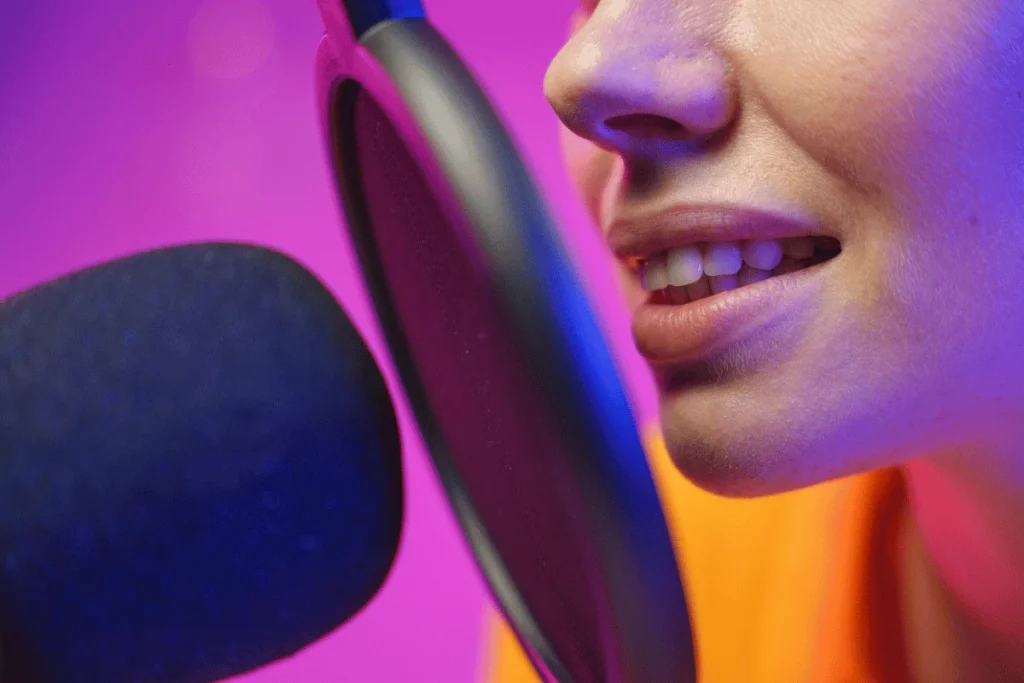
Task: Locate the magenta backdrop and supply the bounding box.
[0,1,658,680]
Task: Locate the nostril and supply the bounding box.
[604,113,687,139]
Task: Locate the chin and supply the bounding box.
[659,410,793,499]
[655,375,871,500]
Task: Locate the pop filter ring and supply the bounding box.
[315,3,696,681]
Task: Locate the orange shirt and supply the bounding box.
[481,430,911,682]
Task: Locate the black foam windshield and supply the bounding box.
[0,243,403,683]
[344,84,605,681]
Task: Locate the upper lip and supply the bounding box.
[605,203,828,260]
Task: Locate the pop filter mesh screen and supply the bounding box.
[347,85,604,680]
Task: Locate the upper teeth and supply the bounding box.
[641,237,814,291]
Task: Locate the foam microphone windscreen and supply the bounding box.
[0,243,403,683]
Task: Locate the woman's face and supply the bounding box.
[544,0,1024,496]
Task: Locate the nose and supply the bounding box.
[544,7,737,156]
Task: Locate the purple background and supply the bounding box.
[0,1,657,680]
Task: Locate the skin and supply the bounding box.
[542,1,1024,680]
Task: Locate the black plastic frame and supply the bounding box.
[325,17,696,683]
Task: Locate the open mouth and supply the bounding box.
[637,236,842,306]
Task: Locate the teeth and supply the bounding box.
[640,236,830,301]
[782,237,814,260]
[666,246,703,286]
[702,242,743,276]
[641,253,669,291]
[709,274,739,294]
[738,265,771,286]
[740,240,784,271]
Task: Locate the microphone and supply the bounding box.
[0,243,403,683]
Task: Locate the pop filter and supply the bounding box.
[314,3,696,682]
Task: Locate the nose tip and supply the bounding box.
[545,31,737,154]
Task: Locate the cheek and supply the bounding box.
[559,123,619,225]
[746,0,1024,365]
[559,126,648,307]
[742,0,1019,194]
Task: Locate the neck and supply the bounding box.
[900,446,1024,683]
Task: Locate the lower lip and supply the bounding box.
[630,260,833,365]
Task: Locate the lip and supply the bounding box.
[606,203,829,260]
[630,258,834,365]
